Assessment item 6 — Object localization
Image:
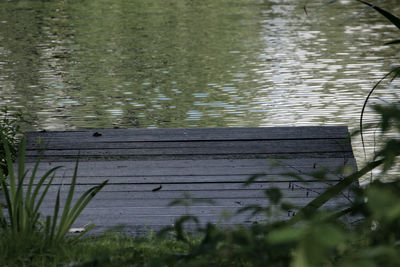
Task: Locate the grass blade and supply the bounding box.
[69,181,108,222]
[15,169,28,231]
[360,70,396,158]
[44,215,51,240]
[57,180,108,241]
[69,224,95,243]
[33,172,57,216]
[25,151,43,206]
[0,208,6,228]
[30,166,61,213]
[49,188,61,243]
[58,157,80,234]
[287,159,383,225]
[17,137,26,185]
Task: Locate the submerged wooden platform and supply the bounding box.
[21,126,357,234]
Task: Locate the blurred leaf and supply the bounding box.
[244,173,265,186]
[351,245,400,264]
[328,206,355,220]
[191,198,215,205]
[374,139,400,172]
[358,1,400,30]
[366,182,400,221]
[310,169,329,181]
[389,67,400,83]
[281,201,297,211]
[267,227,304,244]
[312,224,345,247]
[265,187,282,205]
[237,204,265,216]
[291,247,309,267]
[385,39,400,45]
[167,193,215,207]
[168,199,184,207]
[373,104,400,132]
[283,172,307,182]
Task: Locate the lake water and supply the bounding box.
[0,0,399,176]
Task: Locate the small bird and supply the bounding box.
[92,132,102,137]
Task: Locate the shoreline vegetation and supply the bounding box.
[1,1,400,266]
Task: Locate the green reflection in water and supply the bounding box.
[0,0,399,135]
[1,0,271,129]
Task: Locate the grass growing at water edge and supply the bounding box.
[0,132,108,262]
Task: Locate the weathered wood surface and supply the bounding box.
[17,126,357,234]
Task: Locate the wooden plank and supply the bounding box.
[23,158,356,172]
[23,152,356,163]
[35,206,300,216]
[22,158,356,179]
[36,197,351,209]
[24,166,347,178]
[22,174,349,185]
[37,208,296,223]
[47,205,356,232]
[25,139,352,151]
[25,139,352,157]
[31,189,331,199]
[20,173,344,186]
[26,126,350,142]
[23,175,341,187]
[66,213,272,226]
[23,181,340,193]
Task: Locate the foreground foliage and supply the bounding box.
[0,230,193,267]
[0,134,108,264]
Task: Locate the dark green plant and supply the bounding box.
[0,132,108,247]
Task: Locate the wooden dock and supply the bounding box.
[21,126,357,234]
